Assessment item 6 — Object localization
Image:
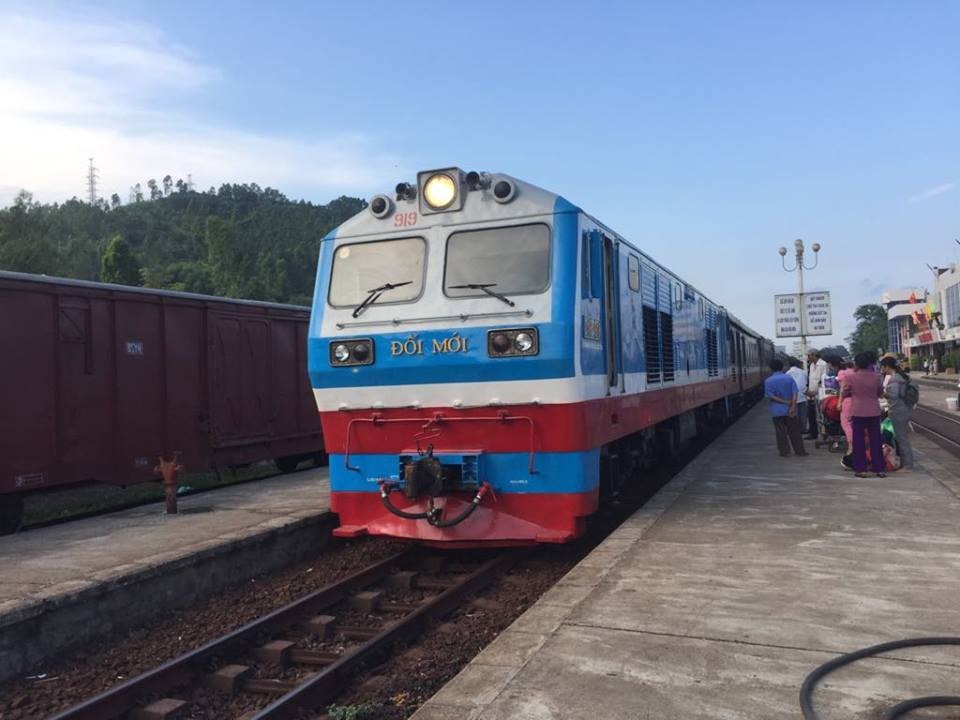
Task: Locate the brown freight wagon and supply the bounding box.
[0,271,324,533]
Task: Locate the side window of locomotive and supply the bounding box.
[628,254,640,292]
[328,237,426,307]
[444,223,551,297]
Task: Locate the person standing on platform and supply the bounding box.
[880,356,917,471]
[787,357,809,436]
[805,348,828,440]
[842,352,886,477]
[765,359,807,457]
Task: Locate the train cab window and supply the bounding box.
[444,223,550,297]
[628,255,640,292]
[328,237,426,307]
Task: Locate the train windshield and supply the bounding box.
[328,237,426,307]
[444,223,551,298]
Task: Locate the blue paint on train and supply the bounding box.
[329,448,601,494]
[308,323,572,388]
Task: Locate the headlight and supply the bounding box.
[423,173,457,210]
[330,338,375,366]
[514,332,534,352]
[488,328,538,357]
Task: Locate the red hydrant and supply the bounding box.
[154,455,184,515]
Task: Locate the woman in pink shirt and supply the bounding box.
[840,352,885,477]
[837,364,854,451]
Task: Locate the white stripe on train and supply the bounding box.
[312,366,763,412]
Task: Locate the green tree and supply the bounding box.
[206,216,246,296]
[847,305,887,355]
[100,234,141,286]
[818,344,849,359]
[2,182,363,303]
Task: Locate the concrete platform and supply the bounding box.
[413,406,960,720]
[0,468,330,682]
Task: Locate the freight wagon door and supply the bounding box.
[209,314,270,444]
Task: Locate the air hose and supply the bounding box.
[800,637,960,720]
[378,481,491,527]
[379,482,430,520]
[426,483,491,528]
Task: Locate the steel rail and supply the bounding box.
[48,548,415,720]
[250,550,526,719]
[910,407,960,452]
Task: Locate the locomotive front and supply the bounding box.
[308,168,593,546]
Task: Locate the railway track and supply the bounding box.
[50,546,524,720]
[911,404,960,452]
[36,410,740,720]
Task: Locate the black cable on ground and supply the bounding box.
[800,637,960,720]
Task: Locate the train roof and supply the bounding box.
[0,270,309,312]
[330,168,769,343]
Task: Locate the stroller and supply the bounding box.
[815,393,846,453]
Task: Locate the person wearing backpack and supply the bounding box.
[880,356,917,470]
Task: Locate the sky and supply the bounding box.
[1,1,958,346]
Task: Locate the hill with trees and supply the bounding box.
[0,181,366,305]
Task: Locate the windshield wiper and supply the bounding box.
[352,280,413,318]
[448,283,516,307]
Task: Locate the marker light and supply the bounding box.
[487,328,538,357]
[491,333,511,353]
[330,338,375,366]
[352,342,370,362]
[369,194,392,219]
[423,173,457,209]
[492,178,516,204]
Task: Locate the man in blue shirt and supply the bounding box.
[765,359,807,457]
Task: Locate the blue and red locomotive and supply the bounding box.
[308,168,772,546]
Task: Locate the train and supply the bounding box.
[0,272,324,533]
[308,168,774,546]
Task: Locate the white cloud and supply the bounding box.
[0,9,404,206]
[908,182,954,204]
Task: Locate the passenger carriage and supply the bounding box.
[308,169,771,546]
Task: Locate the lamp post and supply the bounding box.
[778,239,821,365]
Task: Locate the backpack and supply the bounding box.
[902,379,919,408]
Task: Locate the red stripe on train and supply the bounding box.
[330,489,598,546]
[320,372,765,454]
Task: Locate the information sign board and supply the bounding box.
[774,294,802,338]
[802,291,832,336]
[774,291,832,337]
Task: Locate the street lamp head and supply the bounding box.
[778,246,787,257]
[794,238,804,250]
[812,242,821,253]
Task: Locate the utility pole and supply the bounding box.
[86,158,99,205]
[778,239,821,366]
[186,173,194,192]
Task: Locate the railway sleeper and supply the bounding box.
[306,614,337,639]
[130,697,189,720]
[380,600,424,613]
[243,677,301,696]
[348,590,383,612]
[415,577,456,591]
[338,624,383,640]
